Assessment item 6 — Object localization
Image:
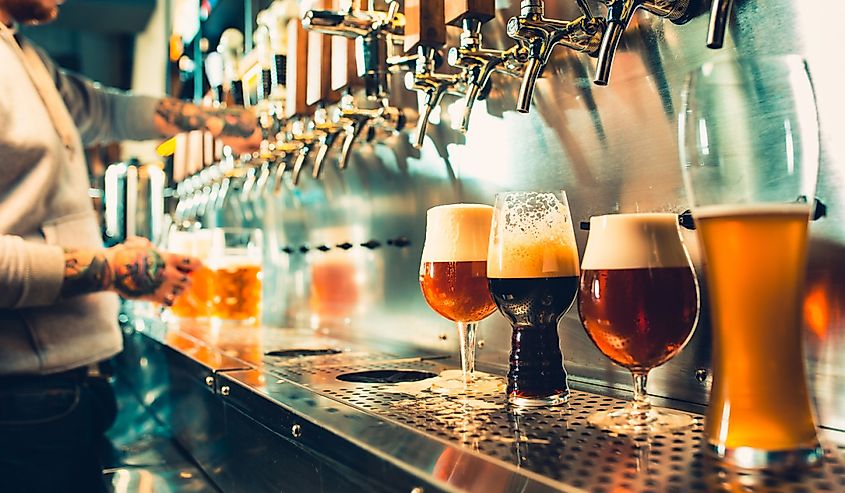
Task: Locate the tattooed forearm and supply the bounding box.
[60,248,113,299]
[110,248,166,298]
[154,98,257,139]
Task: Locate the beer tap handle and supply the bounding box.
[706,0,733,49]
[204,52,225,105]
[218,29,246,105]
[286,13,310,118]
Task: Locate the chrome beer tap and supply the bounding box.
[593,0,695,85]
[446,1,527,133]
[336,93,406,169]
[311,105,349,179]
[706,0,733,49]
[506,0,605,113]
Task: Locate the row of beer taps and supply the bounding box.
[173,0,735,228]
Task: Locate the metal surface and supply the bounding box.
[243,0,845,437]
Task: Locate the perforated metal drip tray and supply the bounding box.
[271,359,845,492]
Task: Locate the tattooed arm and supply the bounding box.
[61,238,201,305]
[153,98,262,154]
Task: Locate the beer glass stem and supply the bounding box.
[457,321,477,384]
[630,371,653,418]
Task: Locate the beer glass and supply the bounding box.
[578,213,700,433]
[166,229,214,319]
[487,191,580,407]
[680,55,822,468]
[208,228,263,324]
[420,204,497,387]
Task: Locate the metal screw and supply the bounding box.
[291,424,302,438]
[477,339,486,348]
[205,375,214,387]
[220,385,230,396]
[438,333,448,341]
[695,369,708,383]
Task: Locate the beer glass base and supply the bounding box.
[707,442,824,470]
[588,407,694,435]
[508,390,569,408]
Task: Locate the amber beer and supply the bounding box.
[171,266,214,318]
[578,214,698,372]
[210,259,263,321]
[420,260,496,323]
[579,267,698,371]
[696,204,820,457]
[419,204,496,385]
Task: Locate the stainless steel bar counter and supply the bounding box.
[116,309,845,493]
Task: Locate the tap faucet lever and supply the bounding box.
[706,0,733,49]
[506,0,605,113]
[594,0,695,85]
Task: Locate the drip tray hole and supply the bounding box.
[336,370,437,384]
[265,348,343,358]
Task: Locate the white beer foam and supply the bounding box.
[421,204,494,262]
[581,213,690,270]
[487,193,580,278]
[208,254,262,271]
[694,202,811,219]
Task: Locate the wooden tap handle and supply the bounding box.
[445,0,495,27]
[331,0,362,91]
[403,0,446,54]
[307,0,340,106]
[286,17,311,117]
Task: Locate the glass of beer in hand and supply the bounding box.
[578,213,700,434]
[166,229,214,319]
[680,55,822,468]
[420,204,497,387]
[208,228,263,325]
[486,191,581,407]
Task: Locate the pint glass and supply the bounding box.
[680,55,822,468]
[166,229,214,319]
[208,228,263,324]
[487,191,580,407]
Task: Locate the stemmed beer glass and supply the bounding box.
[486,191,581,407]
[420,204,498,388]
[680,55,822,468]
[578,213,700,434]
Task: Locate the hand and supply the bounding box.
[105,237,202,306]
[153,98,263,156]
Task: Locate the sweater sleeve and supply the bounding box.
[0,236,66,308]
[35,47,164,146]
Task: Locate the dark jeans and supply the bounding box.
[0,368,117,493]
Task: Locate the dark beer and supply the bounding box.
[488,276,578,400]
[578,267,698,372]
[420,260,497,322]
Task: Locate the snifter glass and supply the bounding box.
[679,55,822,468]
[419,204,498,388]
[486,191,580,407]
[578,213,700,434]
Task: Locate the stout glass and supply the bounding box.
[579,213,699,433]
[487,191,580,407]
[420,204,497,386]
[208,228,263,324]
[680,55,822,469]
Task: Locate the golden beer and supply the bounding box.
[696,204,819,454]
[171,266,214,318]
[210,261,262,321]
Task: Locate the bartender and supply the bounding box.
[0,0,261,491]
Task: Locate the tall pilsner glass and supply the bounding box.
[487,191,580,407]
[680,55,822,469]
[420,204,498,387]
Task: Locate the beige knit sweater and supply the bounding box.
[0,24,163,375]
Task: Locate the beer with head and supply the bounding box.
[420,204,497,385]
[208,228,263,324]
[487,191,580,407]
[696,204,819,456]
[577,213,699,434]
